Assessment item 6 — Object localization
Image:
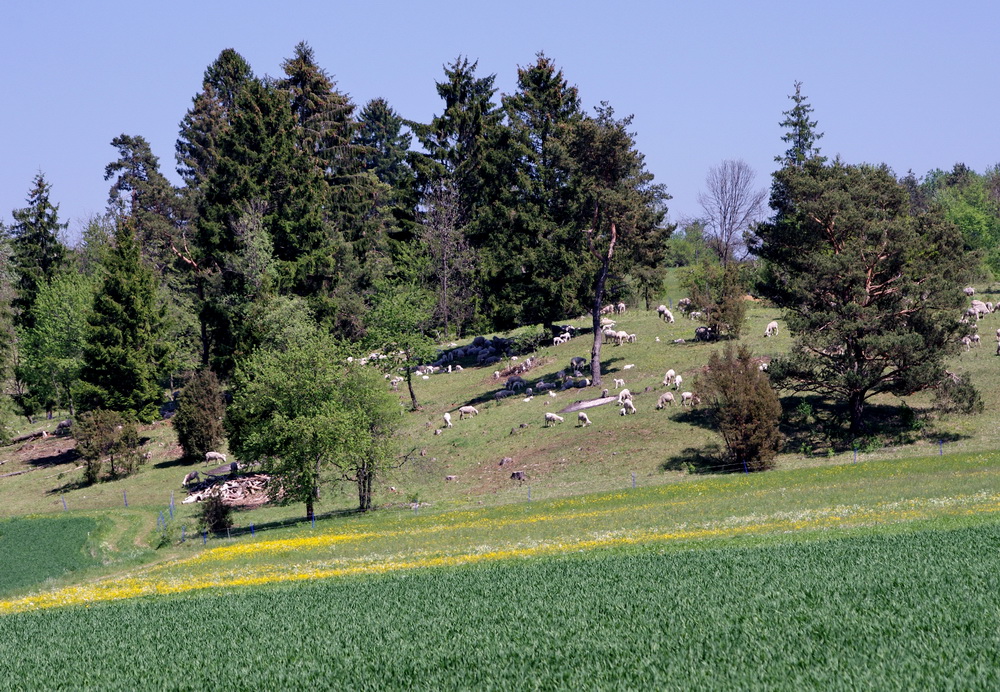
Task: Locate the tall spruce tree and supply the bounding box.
[78,218,169,422]
[776,81,824,167]
[9,173,67,330]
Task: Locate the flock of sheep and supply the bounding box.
[417,301,731,440]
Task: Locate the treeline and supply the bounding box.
[0,45,671,430]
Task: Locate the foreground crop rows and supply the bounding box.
[2,523,1000,689]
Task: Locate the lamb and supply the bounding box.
[578,412,592,427]
[656,305,675,322]
[620,399,637,415]
[623,363,635,370]
[681,391,700,407]
[656,392,675,409]
[552,335,567,345]
[205,451,227,464]
[617,389,633,404]
[443,412,453,428]
[614,378,626,389]
[544,412,565,427]
[458,405,479,419]
[674,374,682,390]
[765,320,779,337]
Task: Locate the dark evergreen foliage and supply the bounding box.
[77,219,168,423]
[697,344,784,472]
[172,369,226,461]
[9,173,67,330]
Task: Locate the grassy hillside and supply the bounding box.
[1,273,999,533]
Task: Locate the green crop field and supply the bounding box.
[3,276,1000,688]
[2,522,1000,690]
[0,516,101,598]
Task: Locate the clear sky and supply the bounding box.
[3,1,998,242]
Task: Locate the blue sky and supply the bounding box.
[3,1,998,242]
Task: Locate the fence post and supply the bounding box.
[250,523,255,537]
[631,472,636,489]
[939,439,943,456]
[123,490,128,508]
[61,496,67,512]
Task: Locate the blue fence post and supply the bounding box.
[123,490,128,508]
[854,448,858,463]
[939,439,943,456]
[528,486,532,501]
[202,531,207,545]
[61,496,67,511]
[181,526,186,542]
[250,523,255,538]
[631,472,636,489]
[311,515,316,529]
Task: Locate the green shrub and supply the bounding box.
[172,369,225,461]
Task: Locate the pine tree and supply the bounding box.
[77,218,168,423]
[9,173,67,330]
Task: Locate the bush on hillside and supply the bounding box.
[173,369,226,462]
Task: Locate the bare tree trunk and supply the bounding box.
[589,223,617,387]
[406,364,419,411]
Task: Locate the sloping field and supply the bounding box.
[2,523,999,690]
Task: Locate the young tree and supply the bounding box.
[751,157,975,434]
[74,409,144,483]
[227,337,401,517]
[9,173,67,330]
[77,219,169,423]
[683,261,748,340]
[172,369,226,461]
[776,81,824,167]
[18,271,95,417]
[696,344,783,472]
[697,159,766,266]
[420,180,476,337]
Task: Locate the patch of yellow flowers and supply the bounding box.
[3,490,999,616]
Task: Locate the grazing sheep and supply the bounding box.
[765,320,779,337]
[623,363,635,370]
[458,405,479,419]
[205,451,227,464]
[614,330,630,346]
[681,391,700,407]
[617,389,633,404]
[656,305,675,323]
[569,356,588,371]
[601,388,609,398]
[627,334,637,343]
[613,378,625,389]
[578,412,592,427]
[988,302,995,314]
[544,412,565,427]
[972,333,981,347]
[656,392,675,409]
[620,399,637,415]
[494,390,515,400]
[616,301,627,314]
[443,412,453,428]
[961,335,973,351]
[602,328,618,344]
[674,375,683,390]
[965,286,976,296]
[663,369,676,385]
[553,335,567,345]
[182,471,200,487]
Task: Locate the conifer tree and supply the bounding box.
[9,173,67,330]
[776,81,824,167]
[172,368,225,461]
[77,219,168,422]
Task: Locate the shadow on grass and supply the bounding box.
[26,447,79,468]
[464,357,626,407]
[218,507,363,540]
[153,456,197,470]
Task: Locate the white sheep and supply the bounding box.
[656,392,675,409]
[544,412,565,427]
[623,363,635,370]
[961,335,973,351]
[681,391,700,407]
[443,412,453,428]
[613,378,625,389]
[765,320,779,337]
[458,405,479,419]
[617,389,633,405]
[548,391,557,397]
[620,399,637,415]
[205,451,227,464]
[663,369,676,386]
[578,412,592,427]
[656,305,675,323]
[965,286,976,296]
[674,374,683,390]
[616,301,626,314]
[615,330,630,346]
[971,333,981,347]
